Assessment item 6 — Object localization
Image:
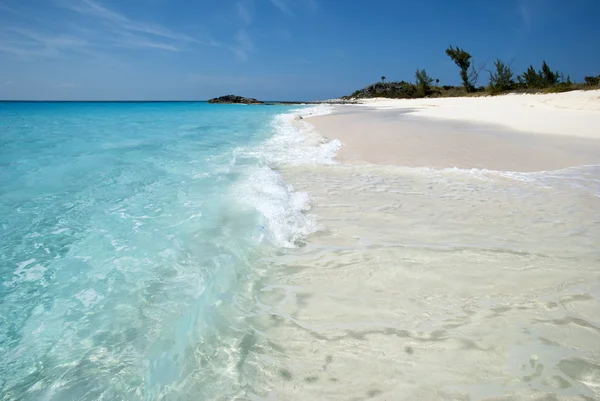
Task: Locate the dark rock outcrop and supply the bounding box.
[343,81,421,99]
[207,95,264,104]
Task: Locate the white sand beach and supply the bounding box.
[251,91,600,400]
[359,90,600,138]
[309,90,600,171]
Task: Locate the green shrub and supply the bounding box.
[518,65,541,88]
[415,69,434,96]
[488,59,515,94]
[540,61,560,87]
[517,61,561,89]
[584,75,600,86]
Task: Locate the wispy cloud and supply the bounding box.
[0,0,213,58]
[518,3,531,30]
[0,3,20,15]
[0,26,91,58]
[516,0,550,31]
[7,27,89,50]
[269,0,292,15]
[230,29,253,61]
[55,0,219,51]
[269,0,318,15]
[236,1,252,25]
[1,0,255,63]
[5,80,13,85]
[111,30,183,52]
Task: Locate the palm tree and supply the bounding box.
[381,76,386,83]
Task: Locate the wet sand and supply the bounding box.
[307,108,600,172]
[254,162,600,401]
[246,97,600,400]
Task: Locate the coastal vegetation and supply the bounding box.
[445,46,476,92]
[489,59,515,94]
[345,46,600,100]
[415,69,434,97]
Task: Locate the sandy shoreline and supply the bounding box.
[252,92,600,400]
[307,90,600,172]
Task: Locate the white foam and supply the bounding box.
[75,289,104,308]
[348,163,600,192]
[3,259,47,287]
[235,166,318,248]
[232,105,337,248]
[235,105,341,167]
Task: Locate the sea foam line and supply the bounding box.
[232,105,339,248]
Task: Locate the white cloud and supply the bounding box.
[5,80,13,85]
[111,31,182,52]
[269,0,317,15]
[269,0,292,15]
[0,0,250,63]
[230,29,253,61]
[0,3,20,15]
[304,0,318,11]
[236,1,252,25]
[55,0,219,50]
[0,26,91,58]
[7,27,89,50]
[516,0,550,31]
[518,3,531,30]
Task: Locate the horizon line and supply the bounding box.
[0,99,318,103]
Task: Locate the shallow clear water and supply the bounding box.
[2,102,600,401]
[256,161,600,400]
[0,102,335,400]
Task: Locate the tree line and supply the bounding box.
[345,45,599,99]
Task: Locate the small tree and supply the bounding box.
[415,69,434,97]
[584,75,600,86]
[540,61,559,87]
[566,75,572,86]
[445,45,473,92]
[488,59,515,94]
[518,65,538,88]
[518,61,561,89]
[381,76,386,83]
[469,58,489,89]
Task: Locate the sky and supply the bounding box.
[0,0,599,100]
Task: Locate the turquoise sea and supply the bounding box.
[0,102,338,400]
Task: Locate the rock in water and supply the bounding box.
[207,95,264,104]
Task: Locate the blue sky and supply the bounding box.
[1,0,599,100]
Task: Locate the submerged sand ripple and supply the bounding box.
[244,163,600,400]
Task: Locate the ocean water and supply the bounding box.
[0,102,337,400]
[2,102,600,401]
